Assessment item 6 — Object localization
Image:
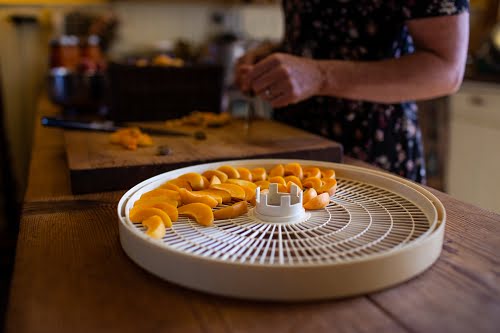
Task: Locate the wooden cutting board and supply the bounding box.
[64,119,343,194]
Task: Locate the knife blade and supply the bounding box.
[41,116,197,137]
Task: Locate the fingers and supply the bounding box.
[234,64,253,92]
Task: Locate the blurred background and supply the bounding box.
[0,0,500,328]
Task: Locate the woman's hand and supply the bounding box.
[248,53,324,108]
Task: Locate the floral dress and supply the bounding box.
[274,0,468,183]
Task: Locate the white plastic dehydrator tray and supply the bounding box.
[118,159,445,301]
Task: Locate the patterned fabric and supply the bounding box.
[274,0,468,183]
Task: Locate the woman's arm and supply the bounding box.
[248,12,469,107]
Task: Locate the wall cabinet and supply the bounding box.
[447,81,500,213]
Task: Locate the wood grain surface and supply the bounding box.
[5,95,500,333]
[64,119,342,194]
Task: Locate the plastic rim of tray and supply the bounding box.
[117,159,445,301]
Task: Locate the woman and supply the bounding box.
[235,0,469,183]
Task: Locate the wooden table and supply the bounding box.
[5,98,500,333]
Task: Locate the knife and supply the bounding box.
[41,116,199,137]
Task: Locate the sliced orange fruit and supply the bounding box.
[302,177,322,190]
[178,172,205,191]
[163,178,192,191]
[226,179,257,190]
[133,201,178,222]
[269,164,285,177]
[318,178,338,196]
[178,203,214,226]
[303,167,321,179]
[129,206,172,227]
[236,167,253,181]
[321,169,336,179]
[142,215,166,239]
[251,167,267,182]
[284,162,304,180]
[213,201,249,220]
[254,180,270,190]
[303,188,318,205]
[303,192,330,210]
[209,183,246,201]
[178,188,218,208]
[284,175,303,190]
[210,175,222,185]
[268,176,286,186]
[192,190,223,205]
[195,188,232,203]
[202,170,228,183]
[217,165,240,179]
[133,196,179,208]
[140,188,181,202]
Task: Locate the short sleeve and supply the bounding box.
[402,0,469,20]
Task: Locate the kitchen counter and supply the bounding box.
[4,96,500,333]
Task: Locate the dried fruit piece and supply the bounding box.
[210,175,222,185]
[133,201,178,221]
[196,188,232,203]
[133,196,178,208]
[254,180,270,190]
[269,164,285,177]
[217,165,240,179]
[318,178,338,196]
[236,167,253,181]
[302,177,322,190]
[163,178,192,191]
[226,179,257,190]
[140,188,181,202]
[321,169,336,179]
[303,192,330,210]
[213,201,249,220]
[202,170,228,183]
[284,175,303,190]
[251,167,267,182]
[268,176,286,186]
[178,203,214,226]
[303,188,318,205]
[201,176,210,189]
[303,167,321,179]
[142,215,166,239]
[178,188,218,208]
[192,190,223,205]
[129,207,172,227]
[284,162,304,179]
[210,183,246,201]
[178,172,205,191]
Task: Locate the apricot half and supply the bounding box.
[303,192,330,210]
[321,169,336,179]
[284,175,303,190]
[195,188,232,203]
[213,201,249,220]
[142,215,166,239]
[254,180,270,190]
[129,206,172,227]
[178,203,214,226]
[268,176,286,186]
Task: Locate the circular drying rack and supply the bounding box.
[118,159,445,301]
